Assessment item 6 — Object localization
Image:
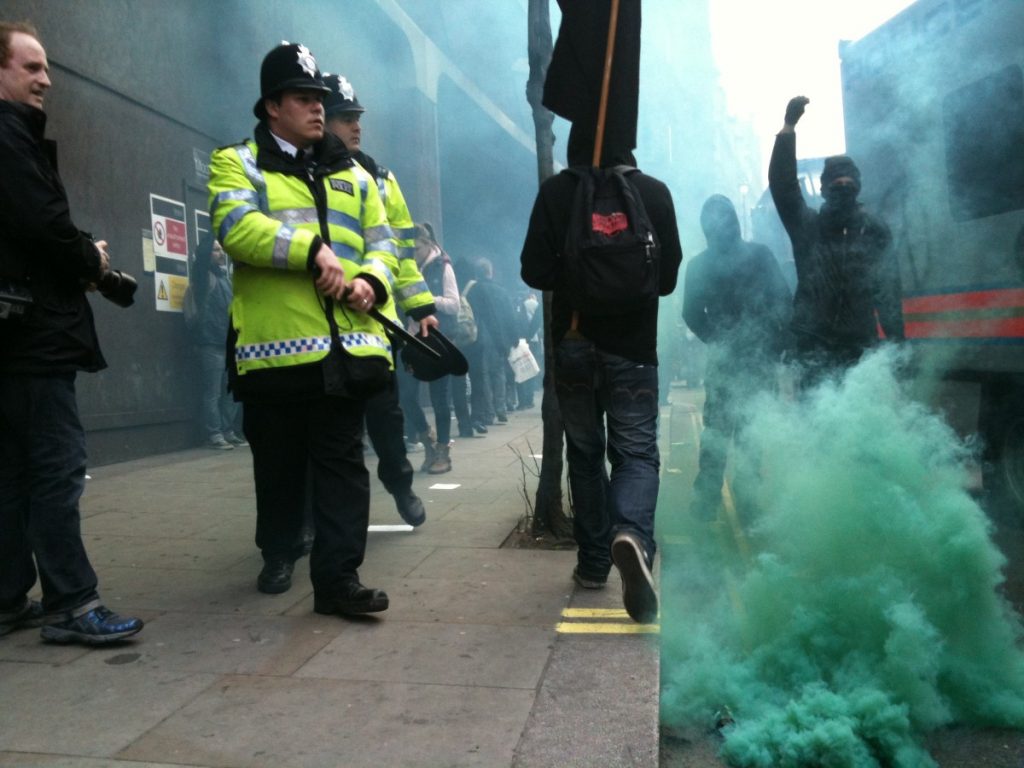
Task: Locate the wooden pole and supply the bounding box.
[592,0,621,167]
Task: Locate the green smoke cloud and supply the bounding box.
[660,347,1024,767]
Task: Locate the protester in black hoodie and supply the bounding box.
[683,195,790,520]
[520,124,683,623]
[769,96,904,385]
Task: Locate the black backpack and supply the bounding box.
[562,165,660,316]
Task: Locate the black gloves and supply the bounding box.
[785,96,810,126]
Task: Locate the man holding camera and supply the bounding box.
[0,21,143,644]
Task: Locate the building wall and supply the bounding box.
[7,0,537,464]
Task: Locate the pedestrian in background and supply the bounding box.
[184,233,247,451]
[465,257,518,429]
[413,221,470,473]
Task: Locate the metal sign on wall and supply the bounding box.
[150,193,189,312]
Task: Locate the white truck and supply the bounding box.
[839,0,1024,507]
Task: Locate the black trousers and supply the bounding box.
[365,376,413,496]
[245,396,369,596]
[0,372,99,613]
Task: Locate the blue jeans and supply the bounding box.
[0,372,100,613]
[197,344,239,440]
[554,338,660,579]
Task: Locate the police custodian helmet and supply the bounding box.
[253,41,331,120]
[322,74,366,117]
[402,328,469,382]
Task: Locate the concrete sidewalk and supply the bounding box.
[0,407,659,768]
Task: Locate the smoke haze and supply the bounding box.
[660,347,1024,765]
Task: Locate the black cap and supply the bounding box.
[402,328,469,382]
[323,73,366,117]
[821,155,862,193]
[253,42,330,120]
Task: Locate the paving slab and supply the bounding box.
[118,675,537,768]
[0,408,662,767]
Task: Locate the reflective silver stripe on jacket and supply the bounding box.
[235,331,390,362]
[235,145,268,211]
[397,280,430,301]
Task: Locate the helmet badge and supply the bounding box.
[295,44,318,78]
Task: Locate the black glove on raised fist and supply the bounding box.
[785,96,810,126]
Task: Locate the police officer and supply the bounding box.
[322,73,438,521]
[208,42,394,615]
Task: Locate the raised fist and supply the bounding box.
[785,96,810,126]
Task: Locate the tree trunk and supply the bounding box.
[526,0,573,540]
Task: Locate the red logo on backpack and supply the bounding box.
[592,212,628,236]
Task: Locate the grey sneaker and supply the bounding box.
[611,532,658,623]
[208,435,234,450]
[225,433,249,447]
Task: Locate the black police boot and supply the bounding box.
[257,558,294,594]
[393,489,426,527]
[314,581,389,616]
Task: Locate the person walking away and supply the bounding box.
[185,234,247,450]
[0,21,143,644]
[683,194,791,522]
[323,73,437,520]
[520,124,683,623]
[769,96,903,387]
[208,42,394,614]
[411,222,468,475]
[465,257,518,427]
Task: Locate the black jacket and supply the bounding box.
[0,100,105,374]
[519,168,683,364]
[683,241,791,364]
[769,132,904,351]
[466,276,518,353]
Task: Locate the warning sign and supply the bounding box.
[154,273,189,314]
[150,193,188,313]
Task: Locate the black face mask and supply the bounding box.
[824,183,858,210]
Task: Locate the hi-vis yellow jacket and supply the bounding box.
[208,127,397,377]
[356,154,434,321]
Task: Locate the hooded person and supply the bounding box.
[769,96,904,384]
[682,194,791,520]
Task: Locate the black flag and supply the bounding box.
[542,0,641,160]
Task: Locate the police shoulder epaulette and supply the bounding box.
[376,164,391,180]
[215,138,251,151]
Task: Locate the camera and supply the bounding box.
[0,279,33,320]
[97,269,137,307]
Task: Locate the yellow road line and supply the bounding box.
[556,622,660,634]
[561,608,629,618]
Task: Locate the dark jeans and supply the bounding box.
[554,338,660,579]
[197,344,239,440]
[245,396,369,596]
[0,372,99,613]
[396,362,429,438]
[691,360,772,514]
[365,376,413,496]
[468,340,508,425]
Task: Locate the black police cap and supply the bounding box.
[253,42,331,120]
[322,73,366,117]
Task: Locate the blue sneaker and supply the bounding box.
[0,599,44,637]
[40,605,143,645]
